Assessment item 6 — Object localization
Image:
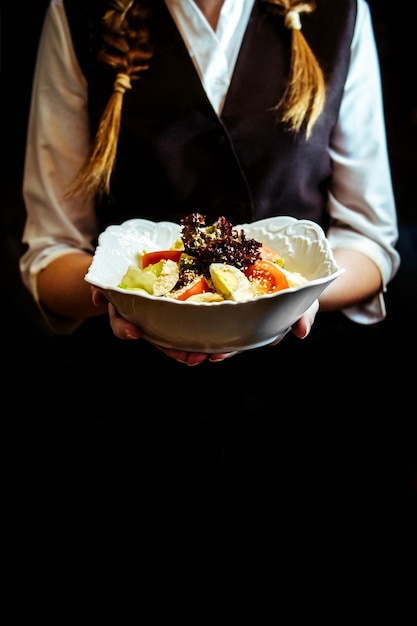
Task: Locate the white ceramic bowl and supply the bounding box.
[85,216,344,351]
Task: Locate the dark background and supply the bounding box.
[1,2,416,568]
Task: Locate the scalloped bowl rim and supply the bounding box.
[85,216,343,303]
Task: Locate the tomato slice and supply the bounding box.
[175,277,210,301]
[141,249,182,269]
[245,259,289,294]
[260,244,282,263]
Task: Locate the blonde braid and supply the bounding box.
[67,0,153,199]
[261,0,326,138]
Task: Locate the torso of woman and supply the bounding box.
[64,0,356,236]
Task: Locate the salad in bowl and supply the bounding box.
[118,213,309,303]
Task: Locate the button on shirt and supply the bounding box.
[167,0,255,112]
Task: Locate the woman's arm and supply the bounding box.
[20,1,96,333]
[319,248,382,312]
[37,253,108,323]
[325,0,400,323]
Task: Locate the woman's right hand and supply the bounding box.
[92,287,143,340]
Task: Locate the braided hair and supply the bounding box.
[67,0,154,198]
[68,0,325,199]
[262,0,326,137]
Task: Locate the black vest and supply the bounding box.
[64,0,356,236]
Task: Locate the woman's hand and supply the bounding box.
[92,287,143,340]
[92,286,319,366]
[291,298,319,339]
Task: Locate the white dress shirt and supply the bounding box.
[20,0,400,331]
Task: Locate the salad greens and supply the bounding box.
[180,213,262,276]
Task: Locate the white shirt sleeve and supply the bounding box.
[326,0,400,323]
[20,0,96,311]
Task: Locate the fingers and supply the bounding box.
[91,286,108,307]
[155,346,208,365]
[91,289,141,339]
[108,303,141,340]
[291,299,319,339]
[155,346,240,365]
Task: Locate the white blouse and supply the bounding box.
[20,0,400,330]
